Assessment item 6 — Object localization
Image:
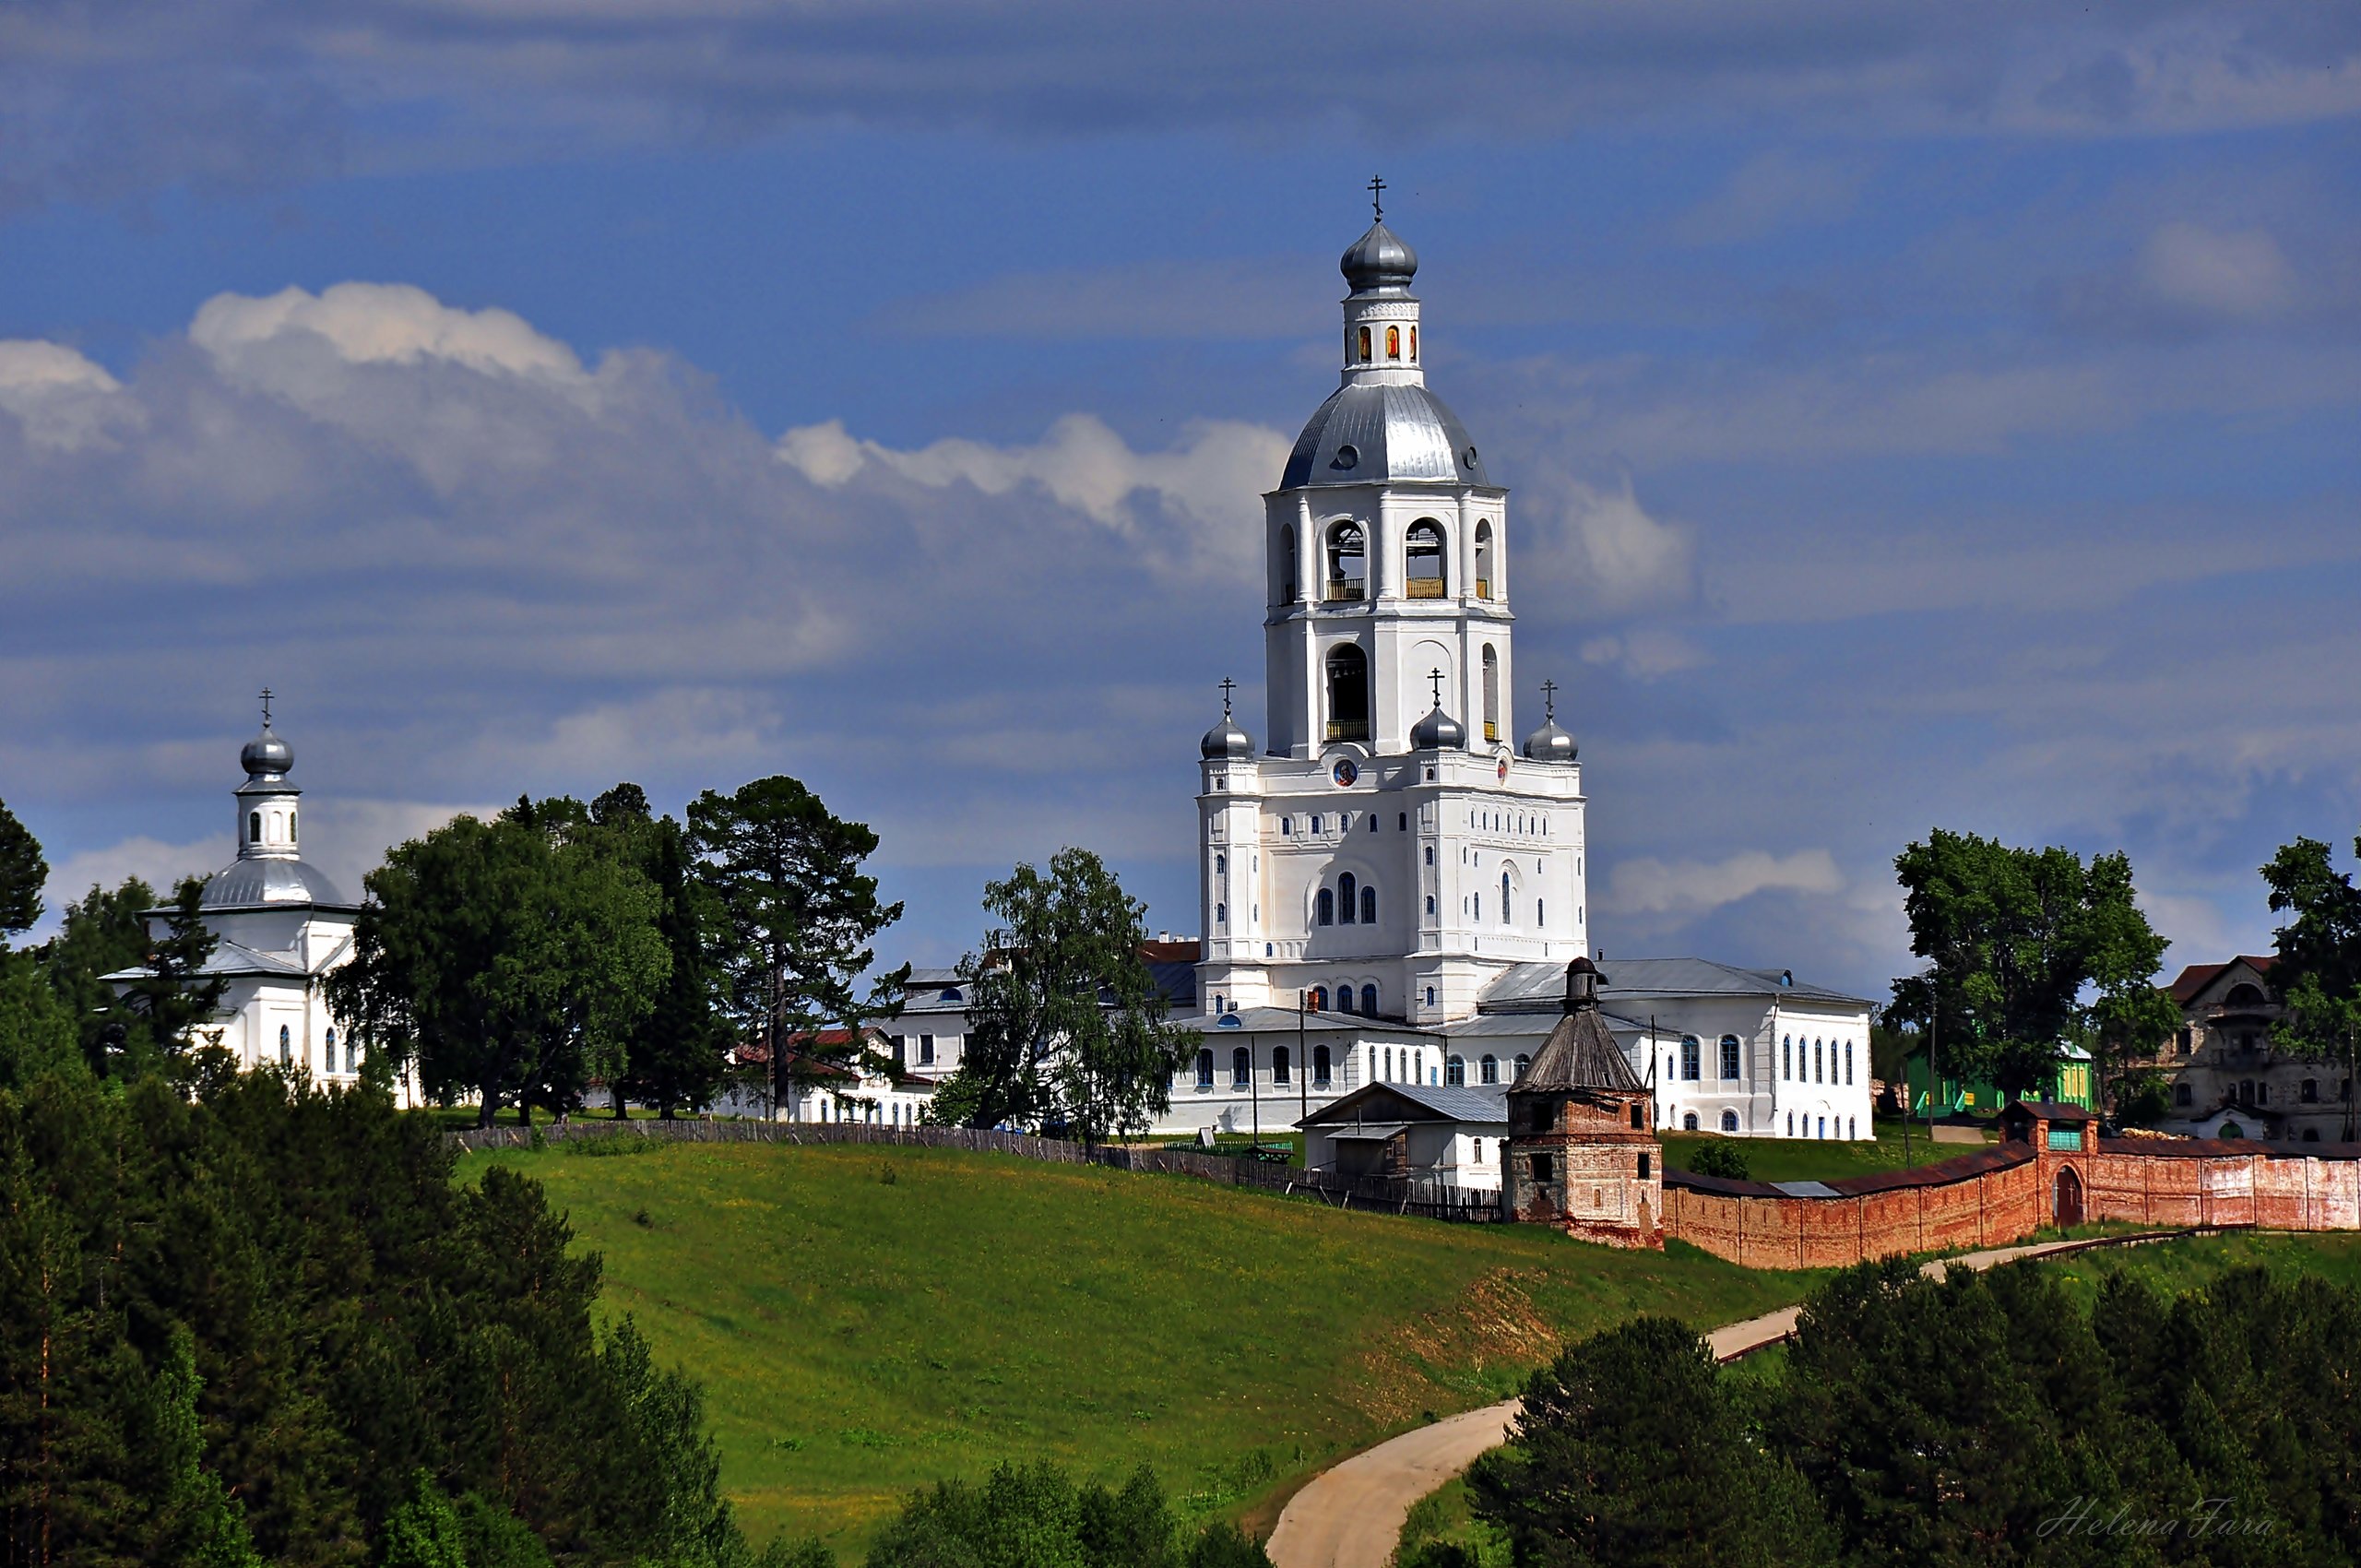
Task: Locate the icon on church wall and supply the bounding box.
[1332,758,1359,787]
[1386,326,1401,360]
[1496,755,1510,783]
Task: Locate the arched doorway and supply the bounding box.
[2052,1165,2084,1228]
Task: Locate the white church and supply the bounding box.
[884,206,1876,1158]
[105,702,417,1103]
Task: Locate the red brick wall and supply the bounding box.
[1661,1141,2361,1268]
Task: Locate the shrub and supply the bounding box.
[1688,1140,1750,1181]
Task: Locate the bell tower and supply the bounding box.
[1261,186,1513,760]
[1195,194,1589,1029]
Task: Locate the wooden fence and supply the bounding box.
[445,1115,1505,1222]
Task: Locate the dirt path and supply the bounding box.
[1264,1230,2193,1568]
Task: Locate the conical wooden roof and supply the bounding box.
[1513,958,1644,1094]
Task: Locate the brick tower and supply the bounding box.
[1504,956,1663,1247]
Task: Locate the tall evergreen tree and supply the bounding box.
[688,777,905,1119]
[37,876,155,1069]
[117,876,229,1065]
[0,797,44,946]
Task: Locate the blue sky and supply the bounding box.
[2,3,2357,998]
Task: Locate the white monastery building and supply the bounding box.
[877,207,1874,1153]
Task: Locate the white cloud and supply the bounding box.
[2139,221,2297,321]
[191,282,586,381]
[34,833,231,936]
[1607,849,1845,918]
[1520,476,1696,612]
[1672,150,1864,246]
[777,411,1290,581]
[0,340,135,450]
[1580,627,1709,679]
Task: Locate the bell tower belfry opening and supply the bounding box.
[1195,193,1591,1026]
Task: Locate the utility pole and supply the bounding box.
[1928,994,1941,1146]
[1298,991,1309,1164]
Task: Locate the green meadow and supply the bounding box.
[469,1137,1821,1557]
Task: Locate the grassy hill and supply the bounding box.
[469,1137,1821,1557]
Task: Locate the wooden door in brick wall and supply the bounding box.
[2053,1164,2084,1228]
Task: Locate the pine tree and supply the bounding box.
[120,876,229,1065]
[0,797,46,945]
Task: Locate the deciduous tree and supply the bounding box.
[933,848,1196,1143]
[2261,831,2361,1081]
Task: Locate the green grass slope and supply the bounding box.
[471,1139,1820,1556]
[1660,1117,1987,1184]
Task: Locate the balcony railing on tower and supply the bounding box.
[1406,577,1446,600]
[1324,578,1365,602]
[1325,719,1370,742]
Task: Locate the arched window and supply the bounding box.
[1845,1040,1854,1085]
[1424,986,1437,1006]
[1382,1047,1394,1079]
[1357,326,1371,362]
[1324,643,1370,741]
[1313,1044,1332,1087]
[1311,986,1328,1011]
[1721,1110,1739,1133]
[1719,1036,1741,1080]
[279,1025,291,1064]
[2175,1082,2193,1106]
[1481,646,1501,742]
[1424,845,1434,865]
[1425,896,1436,917]
[1513,1053,1531,1078]
[1316,888,1334,926]
[326,1028,338,1075]
[1447,1055,1465,1087]
[249,811,262,843]
[1501,872,1512,922]
[1280,529,1299,603]
[1325,522,1367,602]
[1216,902,1227,927]
[1338,986,1356,1015]
[1474,521,1494,598]
[1359,885,1377,924]
[288,810,296,839]
[1337,873,1358,924]
[1408,325,1418,360]
[1273,1047,1290,1085]
[1683,1111,1700,1132]
[1681,1036,1701,1081]
[1405,520,1447,599]
[1782,1036,1791,1079]
[2225,982,2266,1006]
[1215,852,1226,873]
[1813,1040,1823,1083]
[1386,325,1401,360]
[1536,900,1544,926]
[1360,983,1378,1016]
[1480,1054,1499,1085]
[1196,1050,1215,1088]
[1231,1048,1251,1088]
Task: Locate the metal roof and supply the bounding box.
[1479,956,1871,1012]
[103,938,314,984]
[1299,1079,1508,1127]
[1280,382,1489,489]
[196,857,352,911]
[1326,1123,1409,1142]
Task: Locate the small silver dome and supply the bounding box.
[1281,383,1489,490]
[1201,714,1253,760]
[1522,717,1577,763]
[1341,220,1418,296]
[1410,704,1466,750]
[241,724,292,778]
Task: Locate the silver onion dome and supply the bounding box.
[1522,716,1577,763]
[1409,703,1466,750]
[1201,713,1253,760]
[241,724,293,778]
[1341,220,1418,296]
